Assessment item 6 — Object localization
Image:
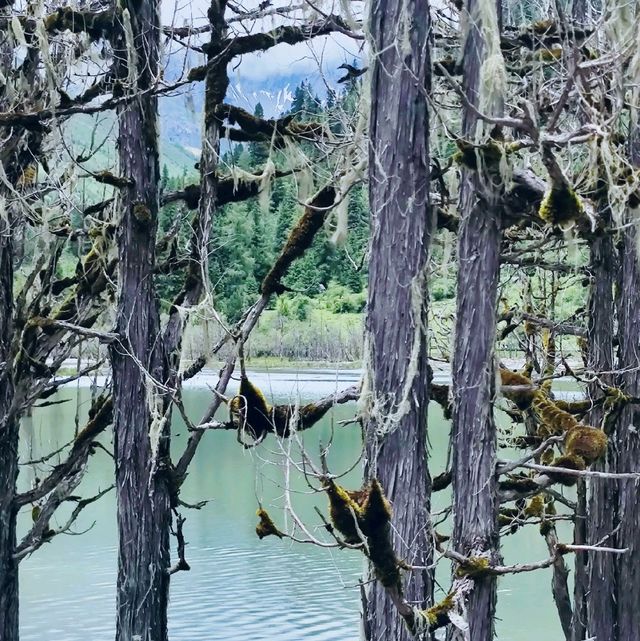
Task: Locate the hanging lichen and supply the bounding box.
[475,0,507,123]
[258,158,276,215]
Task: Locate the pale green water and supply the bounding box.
[17,369,566,640]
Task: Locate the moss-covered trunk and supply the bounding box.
[450,1,503,638]
[111,2,171,639]
[363,1,433,639]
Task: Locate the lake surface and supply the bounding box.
[17,368,568,640]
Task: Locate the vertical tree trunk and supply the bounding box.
[450,1,503,638]
[585,212,617,640]
[111,3,172,640]
[614,216,640,641]
[0,204,18,641]
[0,10,18,638]
[363,2,433,639]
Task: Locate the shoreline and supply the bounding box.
[52,357,583,391]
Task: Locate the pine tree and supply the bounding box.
[249,102,270,167]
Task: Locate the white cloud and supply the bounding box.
[161,0,366,81]
[232,32,364,81]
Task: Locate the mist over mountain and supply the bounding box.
[158,45,359,167]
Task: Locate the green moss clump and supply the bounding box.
[604,387,631,410]
[51,292,78,322]
[565,426,607,464]
[272,401,334,437]
[538,185,585,228]
[187,65,207,82]
[361,480,399,588]
[325,481,366,544]
[548,454,586,486]
[532,18,556,33]
[261,187,336,296]
[532,392,579,436]
[453,139,504,172]
[535,47,563,61]
[421,592,455,630]
[431,383,452,419]
[325,479,401,589]
[539,498,557,536]
[255,508,283,539]
[498,507,521,534]
[133,202,152,226]
[525,494,545,518]
[554,399,593,415]
[183,184,201,209]
[499,474,540,493]
[361,479,392,532]
[456,556,491,578]
[540,447,555,466]
[231,376,273,440]
[500,368,535,409]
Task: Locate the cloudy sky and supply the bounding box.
[161,0,366,83]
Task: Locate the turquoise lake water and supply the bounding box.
[17,368,568,640]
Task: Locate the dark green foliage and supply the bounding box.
[156,81,370,323]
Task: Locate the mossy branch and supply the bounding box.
[161,167,297,210]
[224,379,359,442]
[262,186,337,296]
[220,15,358,58]
[217,103,326,144]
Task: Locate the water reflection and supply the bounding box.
[18,369,565,641]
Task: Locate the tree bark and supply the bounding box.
[571,481,589,641]
[0,10,18,638]
[363,1,433,639]
[450,1,503,638]
[585,214,617,641]
[614,216,640,641]
[111,3,172,640]
[0,203,18,641]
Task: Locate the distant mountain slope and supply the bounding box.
[63,45,360,200]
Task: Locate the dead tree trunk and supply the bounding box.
[585,208,617,640]
[0,12,18,639]
[614,214,640,641]
[0,202,17,641]
[110,3,172,640]
[450,1,503,638]
[363,1,433,639]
